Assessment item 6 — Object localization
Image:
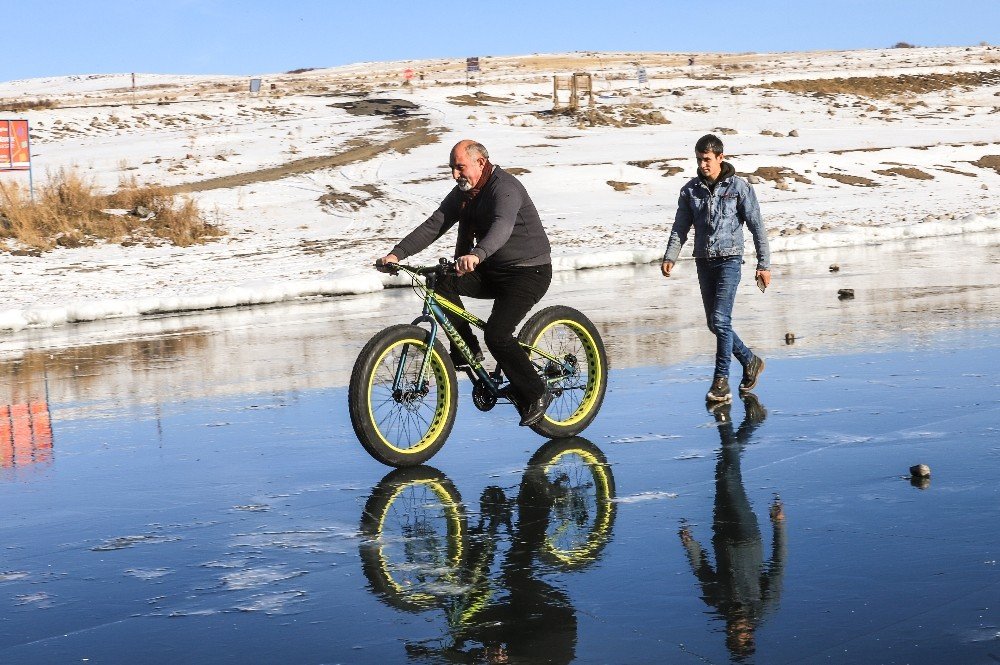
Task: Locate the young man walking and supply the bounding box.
[661,134,771,403]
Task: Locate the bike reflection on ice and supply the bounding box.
[358,437,616,664]
[678,393,786,661]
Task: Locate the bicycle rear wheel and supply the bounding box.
[349,324,458,467]
[517,305,608,438]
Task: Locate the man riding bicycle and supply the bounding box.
[377,140,554,426]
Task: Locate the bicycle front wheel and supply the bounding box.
[359,466,467,611]
[517,305,608,438]
[349,324,458,467]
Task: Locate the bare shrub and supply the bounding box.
[105,176,223,246]
[0,169,223,251]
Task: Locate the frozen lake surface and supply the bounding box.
[2,234,999,664]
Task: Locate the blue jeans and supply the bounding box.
[696,256,753,379]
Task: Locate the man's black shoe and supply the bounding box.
[740,355,765,393]
[519,391,553,427]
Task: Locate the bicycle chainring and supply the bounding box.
[472,380,498,412]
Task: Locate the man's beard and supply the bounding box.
[456,178,473,192]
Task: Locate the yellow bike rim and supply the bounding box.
[532,319,603,427]
[367,338,452,455]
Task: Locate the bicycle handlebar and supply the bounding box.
[374,258,457,278]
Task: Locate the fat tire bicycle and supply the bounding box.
[348,259,608,467]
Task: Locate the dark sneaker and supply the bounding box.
[739,355,765,393]
[741,392,767,424]
[706,376,732,403]
[451,349,484,369]
[519,391,553,427]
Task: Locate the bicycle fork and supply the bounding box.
[392,301,499,397]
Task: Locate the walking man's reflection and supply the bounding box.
[679,393,786,660]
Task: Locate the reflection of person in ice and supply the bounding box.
[679,394,785,661]
[471,485,579,665]
[402,484,578,664]
[398,437,616,663]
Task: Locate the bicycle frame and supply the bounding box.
[389,262,571,399]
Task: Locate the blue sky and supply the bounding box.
[5,0,998,82]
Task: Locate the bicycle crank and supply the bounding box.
[472,380,498,412]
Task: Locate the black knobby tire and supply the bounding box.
[358,466,467,611]
[518,437,617,569]
[517,305,608,438]
[349,324,458,467]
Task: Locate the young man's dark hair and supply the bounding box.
[695,133,725,155]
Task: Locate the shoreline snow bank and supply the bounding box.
[2,212,997,334]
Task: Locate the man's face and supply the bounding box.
[451,147,486,191]
[696,150,724,181]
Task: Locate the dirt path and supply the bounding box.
[168,116,440,194]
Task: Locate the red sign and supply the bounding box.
[403,68,414,80]
[0,119,30,170]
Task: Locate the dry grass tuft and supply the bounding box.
[628,158,685,177]
[447,92,513,106]
[817,172,879,187]
[0,169,223,252]
[972,155,1000,175]
[741,166,814,185]
[765,70,1000,99]
[0,98,57,112]
[872,167,934,180]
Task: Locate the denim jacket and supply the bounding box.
[662,163,770,270]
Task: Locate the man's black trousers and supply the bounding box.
[435,263,552,403]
